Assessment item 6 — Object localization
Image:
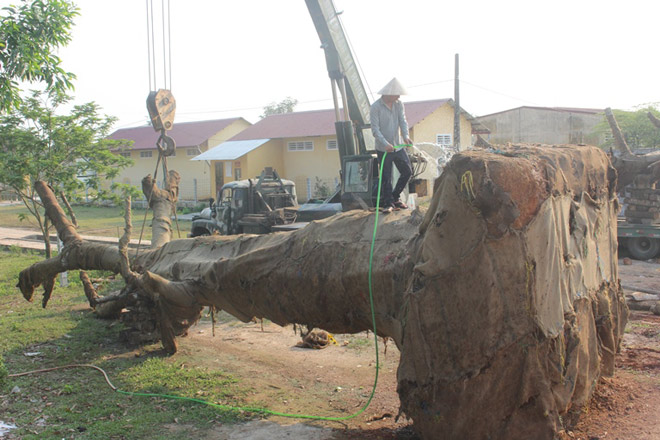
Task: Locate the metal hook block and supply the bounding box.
[147,89,176,132]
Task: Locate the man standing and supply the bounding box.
[370,77,413,213]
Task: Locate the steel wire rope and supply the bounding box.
[167,0,172,91]
[148,0,156,91]
[161,0,167,91]
[141,0,179,245]
[145,0,153,91]
[8,147,414,421]
[135,152,162,258]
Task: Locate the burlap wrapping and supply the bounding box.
[125,144,627,439]
[397,145,627,439]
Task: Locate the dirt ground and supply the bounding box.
[557,259,660,440]
[167,319,413,440]
[160,258,660,440]
[559,311,660,440]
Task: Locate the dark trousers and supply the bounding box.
[376,148,412,206]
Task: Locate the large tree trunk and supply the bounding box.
[17,145,627,440]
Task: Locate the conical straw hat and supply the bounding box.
[377,77,408,95]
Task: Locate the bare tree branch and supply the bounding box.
[648,111,660,129]
[605,107,633,156]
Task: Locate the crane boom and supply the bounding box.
[305,0,372,155]
[306,0,389,211]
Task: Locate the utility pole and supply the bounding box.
[454,53,461,149]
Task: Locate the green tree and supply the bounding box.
[0,0,78,113]
[594,105,660,151]
[260,96,298,119]
[0,90,132,257]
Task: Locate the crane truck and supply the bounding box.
[190,0,428,237]
[305,0,427,211]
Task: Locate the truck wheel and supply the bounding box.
[626,237,660,260]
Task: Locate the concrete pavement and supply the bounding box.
[0,226,151,251]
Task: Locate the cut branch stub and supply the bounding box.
[605,107,632,156]
[142,171,180,249]
[79,271,99,307]
[648,111,660,129]
[36,181,81,246]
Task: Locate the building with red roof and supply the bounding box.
[108,118,251,201]
[194,99,485,201]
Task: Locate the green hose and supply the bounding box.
[116,146,414,420]
[116,147,404,420]
[10,144,413,421]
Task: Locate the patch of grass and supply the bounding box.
[0,249,251,439]
[119,357,246,409]
[342,333,374,351]
[627,321,653,330]
[0,204,194,241]
[0,247,42,298]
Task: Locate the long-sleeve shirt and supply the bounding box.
[370,98,410,152]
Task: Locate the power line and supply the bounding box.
[175,79,456,118]
[124,77,542,125]
[115,118,151,129]
[407,79,453,89]
[176,97,336,117]
[460,79,540,106]
[405,77,541,107]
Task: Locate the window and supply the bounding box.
[288,140,314,151]
[234,168,242,180]
[140,151,153,158]
[187,148,198,156]
[343,159,370,193]
[436,134,452,146]
[327,139,338,150]
[120,152,131,158]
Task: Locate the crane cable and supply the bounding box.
[141,0,181,245]
[145,0,172,92]
[8,146,412,421]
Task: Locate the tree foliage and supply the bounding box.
[0,90,132,255]
[260,96,298,119]
[594,105,660,151]
[0,0,78,113]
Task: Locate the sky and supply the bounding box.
[5,0,660,131]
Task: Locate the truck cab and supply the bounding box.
[190,168,297,237]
